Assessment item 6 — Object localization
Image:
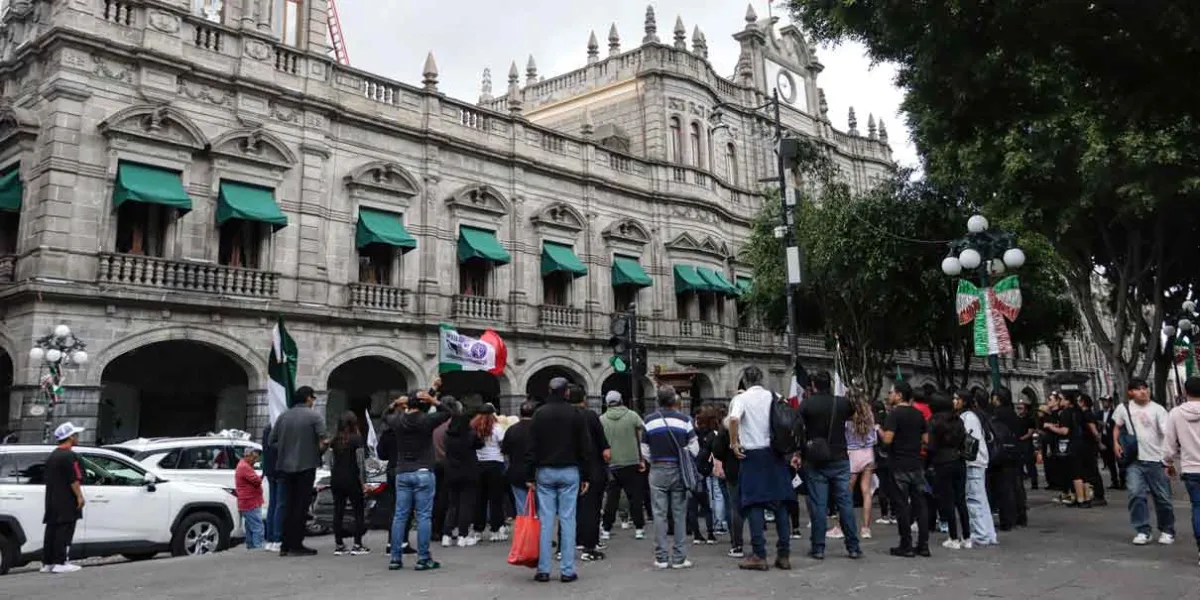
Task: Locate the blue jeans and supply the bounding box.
[390,470,436,564]
[1182,473,1200,550]
[745,502,789,559]
[1126,461,1175,535]
[537,467,580,576]
[265,477,285,544]
[708,476,727,530]
[803,459,861,554]
[966,465,997,544]
[512,485,530,516]
[241,509,264,549]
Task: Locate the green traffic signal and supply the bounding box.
[610,355,628,373]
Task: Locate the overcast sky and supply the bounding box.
[337,0,917,169]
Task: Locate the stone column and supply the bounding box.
[245,389,269,441]
[295,145,331,303]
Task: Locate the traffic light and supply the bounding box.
[632,344,648,376]
[609,314,632,373]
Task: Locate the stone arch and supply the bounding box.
[210,127,298,168]
[315,344,424,390]
[1020,385,1041,406]
[691,372,716,401]
[520,356,594,395]
[97,103,210,151]
[86,326,267,389]
[344,160,421,197]
[446,183,511,216]
[602,217,651,246]
[530,202,586,233]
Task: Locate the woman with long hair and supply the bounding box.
[443,399,481,546]
[928,393,970,549]
[844,392,878,540]
[688,402,719,545]
[471,403,508,542]
[329,410,369,555]
[955,389,998,546]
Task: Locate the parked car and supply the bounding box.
[0,445,240,575]
[310,463,392,536]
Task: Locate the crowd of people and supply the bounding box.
[35,370,1199,579]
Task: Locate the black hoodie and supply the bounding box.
[386,405,451,474]
[443,414,483,485]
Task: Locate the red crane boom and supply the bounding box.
[328,0,351,65]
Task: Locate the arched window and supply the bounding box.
[668,117,683,164]
[689,122,703,168]
[726,143,738,184]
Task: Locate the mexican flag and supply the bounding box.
[438,323,507,375]
[267,316,297,425]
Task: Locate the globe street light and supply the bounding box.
[942,214,1026,392]
[30,325,88,443]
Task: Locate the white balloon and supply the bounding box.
[941,256,963,277]
[967,215,989,234]
[1003,248,1026,270]
[1165,325,1177,337]
[958,248,982,270]
[53,324,71,339]
[71,351,88,365]
[1181,319,1194,333]
[29,347,44,363]
[45,348,62,363]
[991,258,1006,275]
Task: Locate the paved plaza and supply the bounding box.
[4,488,1199,600]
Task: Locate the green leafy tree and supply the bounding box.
[788,0,1200,394]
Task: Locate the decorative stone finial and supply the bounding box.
[878,119,889,144]
[526,55,538,86]
[581,107,595,138]
[848,107,858,135]
[818,89,829,116]
[643,5,659,44]
[737,47,753,82]
[673,16,687,50]
[608,23,621,55]
[507,61,522,114]
[422,52,438,91]
[587,30,600,63]
[867,114,877,139]
[478,67,493,103]
[745,3,758,25]
[692,26,708,59]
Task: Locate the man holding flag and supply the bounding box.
[263,316,297,552]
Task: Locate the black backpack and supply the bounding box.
[769,393,804,456]
[980,414,1020,466]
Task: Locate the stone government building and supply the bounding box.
[0,0,1044,444]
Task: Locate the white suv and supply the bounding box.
[105,436,267,505]
[0,445,240,575]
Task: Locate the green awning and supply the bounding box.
[541,242,587,278]
[674,265,709,294]
[112,162,192,213]
[457,226,511,265]
[695,267,736,295]
[736,276,753,296]
[217,181,287,230]
[356,208,416,251]
[0,167,20,213]
[709,270,739,296]
[611,256,652,288]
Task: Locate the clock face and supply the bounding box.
[776,69,798,104]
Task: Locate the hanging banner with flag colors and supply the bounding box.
[956,275,1022,357]
[438,324,507,375]
[267,316,297,426]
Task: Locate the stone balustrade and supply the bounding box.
[97,253,279,298]
[347,283,408,311]
[538,305,582,329]
[453,295,503,322]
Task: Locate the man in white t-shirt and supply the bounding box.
[1112,377,1175,546]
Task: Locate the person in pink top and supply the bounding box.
[235,447,266,550]
[1164,376,1200,565]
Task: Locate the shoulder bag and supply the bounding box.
[1117,403,1139,468]
[804,396,839,465]
[661,415,706,495]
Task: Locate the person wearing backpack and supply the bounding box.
[797,371,862,561]
[727,366,796,571]
[1112,377,1175,546]
[955,388,998,547]
[990,388,1030,528]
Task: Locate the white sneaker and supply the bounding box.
[39,565,52,573]
[671,559,694,569]
[51,564,81,574]
[441,535,453,548]
[634,529,645,540]
[827,526,845,539]
[860,528,872,540]
[875,517,890,525]
[654,560,670,569]
[620,520,632,530]
[961,539,974,549]
[942,538,961,550]
[1158,532,1175,545]
[600,530,611,541]
[1132,533,1151,545]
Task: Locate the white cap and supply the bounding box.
[605,390,623,406]
[54,422,85,442]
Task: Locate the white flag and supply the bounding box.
[365,412,378,458]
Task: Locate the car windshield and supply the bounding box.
[79,453,148,486]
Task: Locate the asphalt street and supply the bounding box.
[4,487,1199,600]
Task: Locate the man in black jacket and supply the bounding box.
[385,390,451,570]
[526,377,593,583]
[991,388,1028,528]
[571,384,610,562]
[501,401,536,516]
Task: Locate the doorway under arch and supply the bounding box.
[600,372,654,414]
[326,356,411,436]
[690,372,716,403]
[99,340,251,443]
[525,365,587,406]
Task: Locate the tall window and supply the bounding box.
[459,259,490,297]
[115,203,168,257]
[543,272,570,307]
[726,143,738,184]
[699,292,717,323]
[668,117,683,164]
[357,244,394,285]
[613,286,638,313]
[218,219,264,269]
[0,211,18,255]
[274,0,302,46]
[689,122,703,168]
[676,292,694,321]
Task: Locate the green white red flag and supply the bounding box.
[957,275,1022,357]
[438,323,507,375]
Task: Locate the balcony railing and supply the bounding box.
[97,253,279,298]
[453,294,503,321]
[348,282,408,311]
[735,327,763,346]
[538,305,582,329]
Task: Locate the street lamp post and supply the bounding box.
[1164,299,1198,398]
[28,324,88,444]
[713,89,804,389]
[940,215,1026,392]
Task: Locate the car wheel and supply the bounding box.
[121,552,157,561]
[0,530,15,576]
[305,519,330,537]
[170,512,228,557]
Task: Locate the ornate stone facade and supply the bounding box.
[0,2,1044,443]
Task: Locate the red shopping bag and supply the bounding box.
[507,490,539,568]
